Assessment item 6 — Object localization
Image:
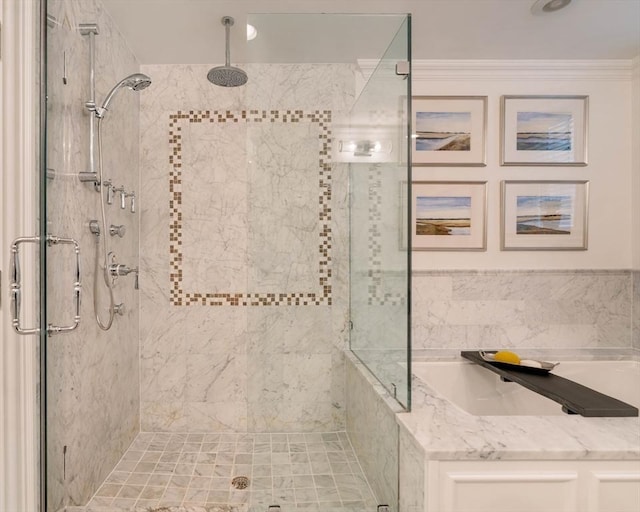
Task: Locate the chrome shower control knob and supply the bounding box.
[89,220,101,236]
[109,224,126,237]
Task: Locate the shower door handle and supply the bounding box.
[10,235,82,336]
[10,237,40,335]
[46,236,82,336]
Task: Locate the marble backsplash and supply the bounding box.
[412,269,636,354]
[139,63,355,433]
[46,0,141,509]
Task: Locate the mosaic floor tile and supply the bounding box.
[78,431,377,512]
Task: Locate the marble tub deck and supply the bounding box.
[399,354,640,461]
[70,431,377,512]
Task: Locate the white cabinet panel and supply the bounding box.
[424,460,640,512]
[586,470,640,512]
[439,466,578,512]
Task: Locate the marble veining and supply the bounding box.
[345,353,403,512]
[74,431,376,512]
[412,269,635,351]
[139,64,354,433]
[398,358,640,461]
[47,0,141,509]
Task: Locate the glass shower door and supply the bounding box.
[348,17,412,409]
[44,1,142,509]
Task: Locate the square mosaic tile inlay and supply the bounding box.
[84,431,377,512]
[168,110,333,308]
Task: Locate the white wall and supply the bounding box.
[411,60,635,271]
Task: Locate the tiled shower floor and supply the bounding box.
[83,431,378,512]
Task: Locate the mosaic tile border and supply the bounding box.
[367,166,405,307]
[168,110,333,307]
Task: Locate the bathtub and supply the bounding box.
[398,358,640,511]
[412,359,640,416]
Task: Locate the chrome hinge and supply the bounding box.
[395,61,410,76]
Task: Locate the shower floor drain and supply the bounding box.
[231,475,249,489]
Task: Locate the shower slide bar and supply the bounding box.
[78,22,100,188]
[11,235,81,336]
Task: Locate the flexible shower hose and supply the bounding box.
[93,117,116,330]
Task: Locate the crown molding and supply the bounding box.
[358,58,637,82]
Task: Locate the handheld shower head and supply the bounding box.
[96,73,152,118]
[207,16,248,87]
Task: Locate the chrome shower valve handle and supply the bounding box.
[125,191,136,213]
[103,179,114,204]
[111,185,126,209]
[107,253,139,289]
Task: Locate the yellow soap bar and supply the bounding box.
[493,350,521,365]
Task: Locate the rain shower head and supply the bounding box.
[207,16,248,87]
[96,73,152,118]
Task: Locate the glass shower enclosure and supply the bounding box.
[42,4,411,510]
[347,17,412,410]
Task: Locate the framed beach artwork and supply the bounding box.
[501,95,588,166]
[411,181,487,251]
[501,180,589,250]
[412,96,487,166]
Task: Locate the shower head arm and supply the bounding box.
[223,16,232,66]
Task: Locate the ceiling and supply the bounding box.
[100,0,640,64]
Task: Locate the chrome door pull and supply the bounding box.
[11,235,82,336]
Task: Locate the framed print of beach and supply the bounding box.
[501,180,589,250]
[501,95,588,166]
[412,96,487,166]
[412,181,487,251]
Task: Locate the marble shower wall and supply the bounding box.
[139,63,355,432]
[412,270,635,354]
[345,354,402,512]
[46,0,141,509]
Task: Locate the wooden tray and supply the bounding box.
[461,351,638,417]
